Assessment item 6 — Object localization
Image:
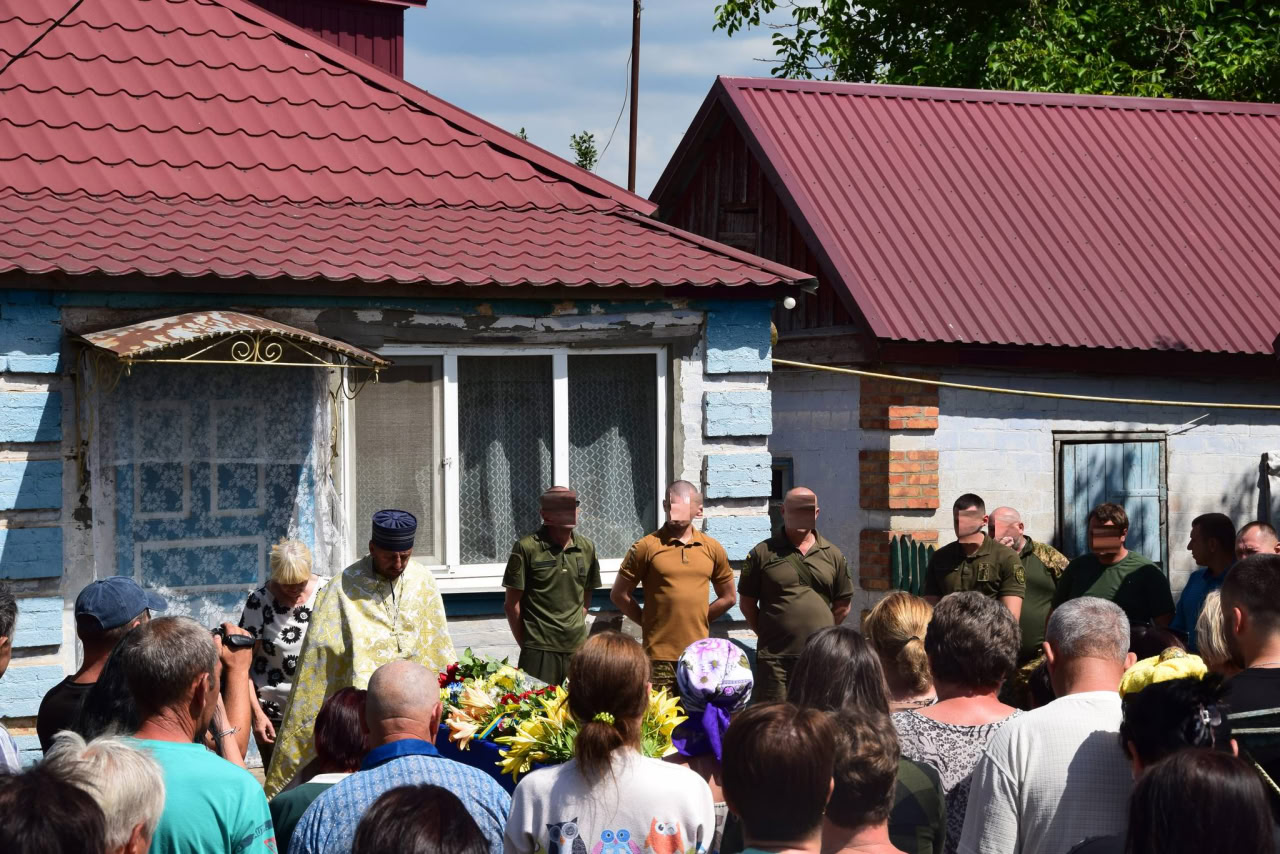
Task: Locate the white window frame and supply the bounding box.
[341,346,668,592]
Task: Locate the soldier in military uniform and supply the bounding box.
[924,493,1025,620]
[503,487,601,685]
[739,487,853,702]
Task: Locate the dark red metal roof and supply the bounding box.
[0,1,811,291]
[654,76,1280,355]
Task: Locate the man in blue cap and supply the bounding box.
[267,509,456,796]
[36,576,167,751]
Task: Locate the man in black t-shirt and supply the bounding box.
[36,577,166,750]
[1223,553,1280,813]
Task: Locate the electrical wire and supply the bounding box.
[771,358,1280,412]
[598,47,632,162]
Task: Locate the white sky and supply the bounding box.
[404,1,785,198]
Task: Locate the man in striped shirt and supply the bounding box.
[291,660,510,854]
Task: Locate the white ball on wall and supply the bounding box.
[782,296,797,310]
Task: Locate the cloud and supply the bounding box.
[403,2,783,196]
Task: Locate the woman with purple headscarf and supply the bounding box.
[665,637,754,854]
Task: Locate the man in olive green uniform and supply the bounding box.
[503,486,601,685]
[924,493,1025,620]
[739,487,853,702]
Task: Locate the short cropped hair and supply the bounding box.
[0,581,15,639]
[0,764,106,854]
[1192,513,1237,555]
[1088,502,1129,529]
[43,731,165,850]
[953,493,985,514]
[925,591,1020,689]
[115,616,216,717]
[352,784,487,854]
[1046,597,1129,663]
[723,703,836,843]
[827,710,898,830]
[1239,521,1278,540]
[1222,553,1280,632]
[666,480,703,505]
[270,538,313,585]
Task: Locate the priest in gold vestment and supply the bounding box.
[265,509,455,796]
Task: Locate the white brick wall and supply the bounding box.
[771,365,1280,600]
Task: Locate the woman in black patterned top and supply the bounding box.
[238,538,327,769]
[892,592,1023,854]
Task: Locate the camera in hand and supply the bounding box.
[211,625,255,649]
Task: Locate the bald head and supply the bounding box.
[664,480,704,526]
[365,660,440,743]
[989,506,1025,551]
[782,487,819,535]
[539,485,579,529]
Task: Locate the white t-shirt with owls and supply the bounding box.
[504,750,716,854]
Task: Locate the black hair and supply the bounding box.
[1222,553,1280,630]
[1120,675,1231,765]
[1128,625,1186,661]
[352,785,487,854]
[0,764,107,854]
[0,581,15,639]
[925,591,1019,689]
[787,625,890,716]
[952,493,985,514]
[73,635,141,740]
[1027,659,1055,709]
[1125,750,1271,854]
[1192,513,1237,556]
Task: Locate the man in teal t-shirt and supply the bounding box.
[1052,502,1174,626]
[119,615,275,854]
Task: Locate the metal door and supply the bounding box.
[1060,440,1166,570]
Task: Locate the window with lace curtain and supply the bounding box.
[346,348,666,585]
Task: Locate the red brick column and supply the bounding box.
[858,529,940,591]
[859,450,939,510]
[859,375,939,431]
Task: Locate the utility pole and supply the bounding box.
[627,0,641,193]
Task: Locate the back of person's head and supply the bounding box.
[1128,624,1186,661]
[1221,553,1280,633]
[1194,591,1239,674]
[115,616,215,718]
[42,731,165,853]
[722,703,836,844]
[1125,750,1271,854]
[863,593,933,697]
[826,710,898,832]
[352,784,487,854]
[953,493,984,514]
[567,631,649,780]
[1192,513,1237,558]
[366,661,438,742]
[0,580,16,640]
[787,625,890,716]
[1046,597,1129,664]
[270,538,313,585]
[0,764,106,854]
[1120,675,1231,769]
[315,687,369,773]
[1027,659,1056,708]
[75,634,143,740]
[925,591,1019,690]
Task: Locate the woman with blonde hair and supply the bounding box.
[865,592,936,712]
[1195,590,1241,677]
[504,631,716,854]
[238,537,327,768]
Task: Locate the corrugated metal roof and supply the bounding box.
[692,77,1280,355]
[0,1,811,291]
[80,310,391,367]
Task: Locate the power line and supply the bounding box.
[598,48,633,162]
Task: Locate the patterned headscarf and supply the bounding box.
[671,638,754,761]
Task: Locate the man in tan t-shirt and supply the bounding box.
[610,480,736,690]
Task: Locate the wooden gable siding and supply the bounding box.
[662,119,854,334]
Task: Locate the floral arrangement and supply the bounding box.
[438,649,687,783]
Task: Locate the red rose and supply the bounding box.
[438,672,448,687]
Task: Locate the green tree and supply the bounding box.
[570,130,599,171]
[517,127,529,141]
[713,0,1280,101]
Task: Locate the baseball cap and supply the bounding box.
[74,577,168,632]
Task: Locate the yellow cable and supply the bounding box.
[771,358,1280,412]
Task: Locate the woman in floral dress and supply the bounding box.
[238,538,327,768]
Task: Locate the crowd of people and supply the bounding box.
[1,481,1279,854]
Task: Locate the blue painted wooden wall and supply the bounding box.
[1061,441,1165,568]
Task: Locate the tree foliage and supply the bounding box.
[713,0,1280,101]
[569,130,599,172]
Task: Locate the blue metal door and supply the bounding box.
[1060,441,1166,569]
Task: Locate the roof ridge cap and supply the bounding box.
[213,0,656,214]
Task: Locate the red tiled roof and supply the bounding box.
[656,76,1280,355]
[0,1,811,290]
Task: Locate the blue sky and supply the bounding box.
[404,2,783,197]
